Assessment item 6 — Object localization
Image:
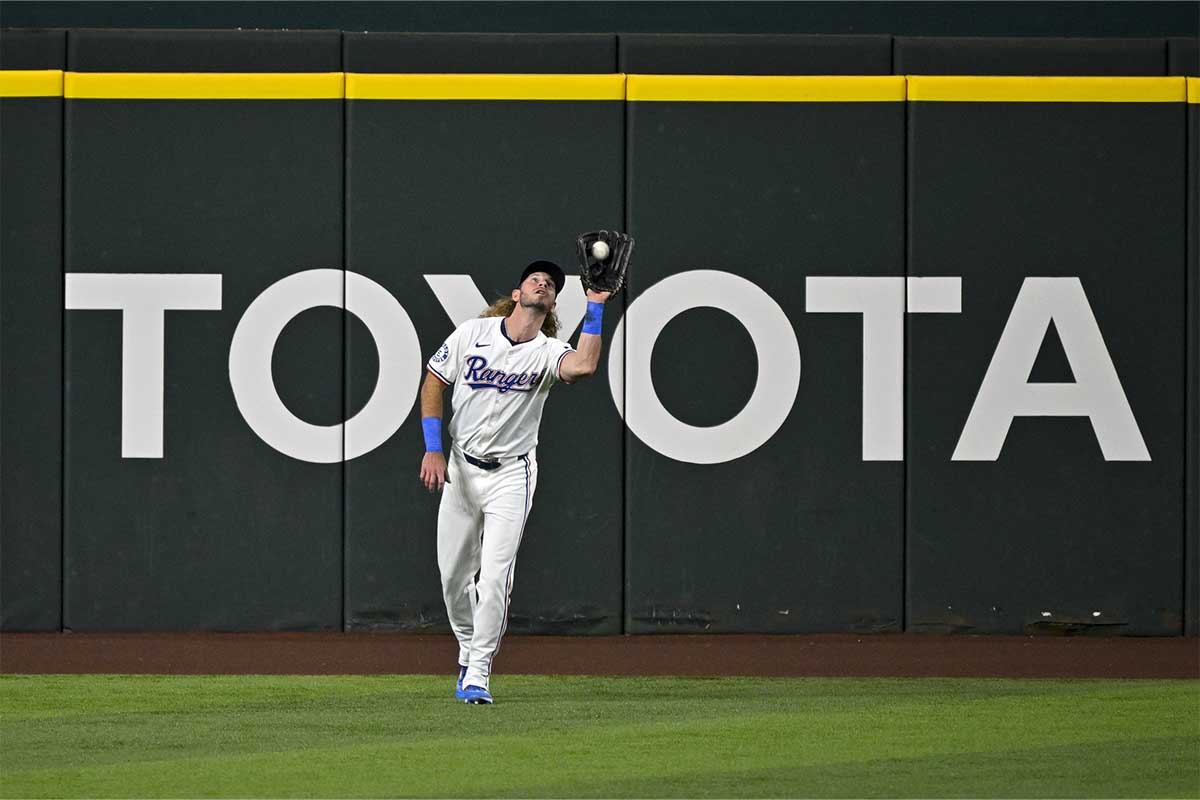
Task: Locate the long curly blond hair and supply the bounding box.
[480,296,559,339]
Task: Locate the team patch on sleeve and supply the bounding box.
[432,342,450,364]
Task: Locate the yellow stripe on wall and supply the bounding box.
[64,72,344,99]
[346,73,626,100]
[627,74,906,102]
[32,71,1196,103]
[0,70,63,97]
[908,76,1185,103]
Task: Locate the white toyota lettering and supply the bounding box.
[64,270,1148,464]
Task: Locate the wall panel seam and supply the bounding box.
[59,69,66,633]
[340,41,348,634]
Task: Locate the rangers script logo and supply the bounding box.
[462,356,542,394]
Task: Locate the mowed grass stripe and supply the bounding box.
[3,676,1174,763]
[1,674,1169,721]
[0,673,430,721]
[5,731,1192,799]
[527,736,1198,799]
[1,676,1195,798]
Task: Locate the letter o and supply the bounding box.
[229,269,421,463]
[608,270,800,464]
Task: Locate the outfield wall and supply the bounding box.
[1,30,1196,635]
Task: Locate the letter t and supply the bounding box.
[65,274,222,458]
[805,276,961,460]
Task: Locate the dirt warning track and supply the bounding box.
[2,633,1195,678]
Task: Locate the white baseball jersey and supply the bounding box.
[426,316,575,459]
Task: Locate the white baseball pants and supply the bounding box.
[437,448,537,691]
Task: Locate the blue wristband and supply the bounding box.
[582,301,604,335]
[421,417,442,453]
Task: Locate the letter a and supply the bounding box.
[953,277,1149,461]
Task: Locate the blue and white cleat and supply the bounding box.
[455,666,468,700]
[463,685,493,705]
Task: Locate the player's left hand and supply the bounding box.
[420,451,449,493]
[576,231,633,298]
[585,289,612,304]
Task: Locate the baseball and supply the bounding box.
[591,240,610,260]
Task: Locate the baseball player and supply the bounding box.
[419,234,631,705]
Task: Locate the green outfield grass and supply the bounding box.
[1,675,1197,798]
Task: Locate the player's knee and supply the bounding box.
[475,573,510,598]
[439,570,473,598]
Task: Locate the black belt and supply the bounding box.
[462,452,525,470]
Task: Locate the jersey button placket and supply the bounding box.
[485,343,506,450]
